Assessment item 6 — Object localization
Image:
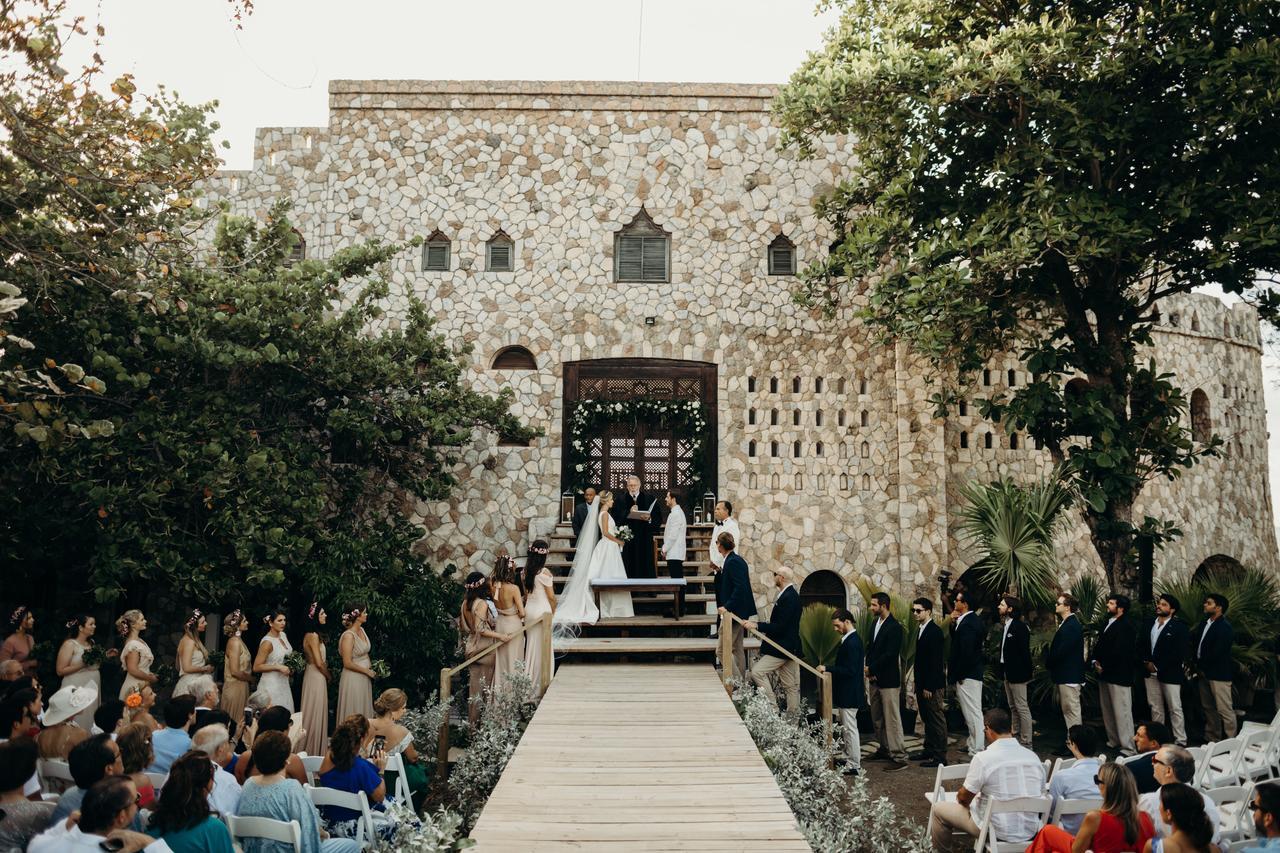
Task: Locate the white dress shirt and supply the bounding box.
[661,504,687,561]
[29,824,173,853]
[209,759,242,816]
[710,517,741,569]
[1001,618,1012,663]
[963,737,1048,842]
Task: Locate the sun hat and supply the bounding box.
[43,684,98,726]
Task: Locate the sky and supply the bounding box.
[60,0,1280,531]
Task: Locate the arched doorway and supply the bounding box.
[954,562,1000,618]
[1193,554,1245,585]
[800,569,847,611]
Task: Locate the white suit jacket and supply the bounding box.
[661,504,687,561]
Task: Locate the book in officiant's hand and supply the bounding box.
[627,499,657,522]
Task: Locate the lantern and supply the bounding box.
[561,490,575,524]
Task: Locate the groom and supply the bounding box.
[611,474,660,578]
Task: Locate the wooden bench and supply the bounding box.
[591,577,688,618]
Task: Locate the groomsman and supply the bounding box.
[910,597,947,767]
[715,532,756,677]
[659,490,687,618]
[709,501,741,618]
[1194,593,1237,741]
[571,486,597,541]
[819,608,865,777]
[745,566,801,716]
[948,591,986,757]
[1144,593,1190,745]
[1092,593,1138,755]
[998,595,1033,749]
[1048,592,1086,755]
[865,592,908,769]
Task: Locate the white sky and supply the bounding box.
[63,0,1280,535]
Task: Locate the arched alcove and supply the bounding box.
[1193,554,1246,585]
[800,569,847,611]
[1190,388,1212,443]
[491,345,537,370]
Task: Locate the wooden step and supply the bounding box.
[593,615,717,627]
[552,574,716,587]
[553,636,761,654]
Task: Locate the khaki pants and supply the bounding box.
[956,678,984,756]
[1200,678,1237,741]
[1100,682,1135,754]
[750,654,800,717]
[1005,681,1033,748]
[1058,684,1082,730]
[1144,677,1188,745]
[930,801,980,852]
[729,621,746,680]
[839,707,862,768]
[869,684,907,760]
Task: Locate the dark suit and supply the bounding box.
[1123,751,1161,795]
[829,629,866,766]
[612,490,660,578]
[914,620,947,758]
[749,586,801,715]
[571,501,591,539]
[999,618,1034,747]
[949,611,986,754]
[866,615,906,760]
[1048,612,1086,731]
[1091,613,1138,752]
[1144,616,1190,745]
[1194,616,1237,740]
[719,551,756,677]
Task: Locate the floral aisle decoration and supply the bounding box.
[566,398,710,496]
[449,666,536,831]
[370,803,473,852]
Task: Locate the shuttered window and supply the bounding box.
[614,211,669,282]
[768,236,795,275]
[487,232,514,272]
[286,229,305,266]
[423,240,450,271]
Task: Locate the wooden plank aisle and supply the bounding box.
[469,663,811,852]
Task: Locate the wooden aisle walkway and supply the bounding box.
[469,663,810,852]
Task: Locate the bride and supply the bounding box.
[554,491,634,628]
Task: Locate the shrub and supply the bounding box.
[448,666,536,831]
[369,803,473,852]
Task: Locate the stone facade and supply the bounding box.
[202,80,1278,608]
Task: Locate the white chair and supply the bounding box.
[384,751,413,806]
[36,758,73,795]
[1048,797,1103,828]
[1199,736,1244,789]
[924,762,971,840]
[305,783,374,848]
[1048,754,1107,779]
[298,753,324,785]
[226,815,302,852]
[145,771,167,792]
[1206,784,1252,843]
[1237,708,1280,738]
[1235,728,1277,783]
[974,795,1053,853]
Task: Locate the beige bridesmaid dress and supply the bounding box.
[60,640,101,731]
[220,638,252,723]
[336,628,374,722]
[299,639,329,756]
[522,571,555,696]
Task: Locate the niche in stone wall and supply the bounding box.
[815,377,824,393]
[1191,313,1201,332]
[800,569,847,610]
[748,376,757,392]
[960,431,969,448]
[984,432,993,449]
[861,473,871,490]
[1010,433,1019,449]
[795,473,803,489]
[748,440,757,458]
[838,411,846,427]
[748,473,758,489]
[815,441,824,457]
[792,376,801,393]
[771,473,780,490]
[839,473,849,491]
[860,411,869,427]
[793,410,801,426]
[816,410,824,427]
[1191,389,1212,443]
[838,378,847,394]
[793,440,802,457]
[860,441,870,458]
[817,474,825,490]
[839,442,848,459]
[770,377,779,393]
[771,409,779,426]
[491,345,537,369]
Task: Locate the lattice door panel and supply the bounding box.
[587,428,698,497]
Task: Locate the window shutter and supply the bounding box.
[425,242,449,271]
[488,242,512,271]
[617,236,645,280]
[640,236,667,281]
[769,245,794,275]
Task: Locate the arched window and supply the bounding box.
[861,473,871,491]
[837,378,846,394]
[770,377,779,394]
[748,440,757,458]
[800,569,847,611]
[771,409,779,426]
[792,376,801,393]
[1191,388,1212,443]
[748,377,756,393]
[815,411,824,427]
[794,473,804,490]
[491,346,536,370]
[815,377,824,393]
[1169,312,1180,327]
[768,234,796,276]
[984,432,993,449]
[860,441,870,458]
[860,411,869,427]
[1007,369,1017,386]
[748,409,756,425]
[816,474,825,490]
[815,441,824,457]
[983,368,992,386]
[959,400,968,417]
[1190,313,1200,332]
[839,442,848,459]
[423,229,451,270]
[859,377,868,395]
[793,440,802,457]
[838,411,846,427]
[1224,317,1232,336]
[1009,432,1019,450]
[286,228,305,266]
[614,208,669,282]
[771,473,780,490]
[770,441,779,458]
[486,230,514,272]
[839,473,849,491]
[960,431,969,449]
[748,473,758,489]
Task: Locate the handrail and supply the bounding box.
[718,610,833,748]
[436,610,552,778]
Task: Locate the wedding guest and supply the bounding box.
[94,700,127,738]
[1123,722,1171,795]
[149,695,196,775]
[715,532,756,678]
[461,572,503,726]
[1,686,40,739]
[0,738,54,850]
[745,566,801,717]
[1144,594,1190,746]
[337,604,374,720]
[998,595,1034,749]
[571,486,598,540]
[1047,726,1103,834]
[235,730,360,853]
[660,490,687,617]
[28,775,168,853]
[231,706,308,785]
[1026,761,1153,853]
[491,556,526,694]
[369,689,427,808]
[1093,594,1139,756]
[190,724,242,817]
[1243,783,1280,852]
[865,591,909,769]
[126,684,162,732]
[1048,593,1087,755]
[188,676,220,732]
[317,714,392,839]
[949,591,987,757]
[57,614,103,730]
[118,722,159,809]
[0,660,20,682]
[299,602,332,756]
[1194,593,1236,741]
[36,683,95,758]
[709,501,741,619]
[253,608,294,713]
[819,608,864,777]
[1141,782,1215,853]
[117,610,158,701]
[146,752,236,852]
[49,733,126,827]
[911,597,948,767]
[174,610,214,698]
[219,611,253,729]
[0,605,36,678]
[1138,745,1224,848]
[521,542,556,695]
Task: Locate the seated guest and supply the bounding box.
[232,706,308,785]
[1048,725,1104,834]
[1124,722,1171,795]
[36,683,96,758]
[1244,782,1280,852]
[0,688,38,741]
[149,695,196,774]
[190,723,241,817]
[318,714,393,839]
[1138,745,1224,849]
[368,689,428,808]
[29,775,172,852]
[0,738,54,850]
[236,730,359,853]
[186,676,220,732]
[1026,761,1154,852]
[147,752,235,852]
[94,699,127,738]
[126,685,163,732]
[118,722,159,809]
[1142,782,1215,853]
[929,709,1047,852]
[50,733,127,827]
[0,660,20,682]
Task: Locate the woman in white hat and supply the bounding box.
[35,683,97,759]
[56,614,103,731]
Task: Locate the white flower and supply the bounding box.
[575,464,584,472]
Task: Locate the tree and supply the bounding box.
[775,0,1280,594]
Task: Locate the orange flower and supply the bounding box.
[125,691,142,709]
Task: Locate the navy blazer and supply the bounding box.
[998,619,1033,684]
[1123,751,1162,795]
[1144,617,1190,685]
[1092,614,1139,686]
[914,620,946,691]
[1194,617,1235,682]
[756,586,801,659]
[719,552,757,621]
[830,630,866,710]
[866,615,904,689]
[1047,614,1086,685]
[948,612,986,684]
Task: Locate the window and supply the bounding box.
[959,401,968,417]
[983,369,992,386]
[793,410,801,426]
[771,409,779,426]
[815,377,824,393]
[768,235,796,276]
[860,411,869,427]
[859,378,868,395]
[793,440,802,457]
[860,441,869,458]
[770,377,779,394]
[838,411,846,427]
[770,441,779,458]
[614,209,669,282]
[837,378,846,394]
[792,376,801,393]
[1191,389,1212,443]
[486,230,514,272]
[1009,432,1019,449]
[491,346,536,370]
[1191,313,1200,332]
[960,431,969,448]
[861,474,871,491]
[748,409,756,425]
[815,411,824,427]
[423,230,451,271]
[748,440,757,458]
[794,473,804,490]
[287,228,305,266]
[748,377,756,393]
[839,474,849,491]
[1007,369,1017,386]
[815,441,824,457]
[984,432,993,449]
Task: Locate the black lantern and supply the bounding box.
[702,491,717,522]
[561,490,575,524]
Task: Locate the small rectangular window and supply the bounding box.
[768,243,795,275]
[487,241,513,272]
[615,235,669,282]
[424,242,450,271]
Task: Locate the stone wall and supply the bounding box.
[201,80,1279,610]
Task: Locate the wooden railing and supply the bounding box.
[718,610,833,747]
[436,611,553,777]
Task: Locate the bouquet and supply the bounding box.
[616,525,634,543]
[152,662,176,687]
[81,645,118,669]
[206,649,225,672]
[283,651,307,677]
[371,659,391,680]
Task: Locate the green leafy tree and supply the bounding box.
[775,0,1280,595]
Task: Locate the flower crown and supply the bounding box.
[184,609,202,629]
[9,606,28,626]
[529,546,549,555]
[65,616,80,629]
[125,690,143,709]
[228,609,242,623]
[464,578,488,590]
[308,601,319,620]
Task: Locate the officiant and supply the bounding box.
[611,474,661,578]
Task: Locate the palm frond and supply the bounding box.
[799,603,841,668]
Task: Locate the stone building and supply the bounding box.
[202,80,1278,608]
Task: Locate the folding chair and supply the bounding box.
[924,762,971,840]
[36,758,73,795]
[974,795,1053,853]
[1205,783,1252,843]
[1048,754,1107,780]
[384,751,413,806]
[1048,797,1103,828]
[306,783,374,848]
[226,815,302,852]
[1199,736,1244,789]
[145,771,167,792]
[298,753,324,786]
[1235,728,1277,783]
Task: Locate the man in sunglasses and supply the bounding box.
[1245,782,1280,851]
[29,775,173,852]
[1138,744,1226,850]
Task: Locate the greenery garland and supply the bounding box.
[566,398,711,500]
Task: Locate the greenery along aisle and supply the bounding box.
[565,398,710,495]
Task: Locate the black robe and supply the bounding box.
[611,490,660,578]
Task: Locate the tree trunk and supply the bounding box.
[1084,499,1138,598]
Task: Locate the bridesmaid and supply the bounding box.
[336,604,375,721]
[173,609,214,697]
[491,556,525,695]
[522,541,556,696]
[253,608,295,712]
[461,572,503,726]
[219,610,253,725]
[0,605,36,678]
[55,614,102,730]
[299,601,332,756]
[116,609,157,701]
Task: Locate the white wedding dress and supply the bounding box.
[554,499,634,629]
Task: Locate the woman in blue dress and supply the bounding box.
[317,714,396,840]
